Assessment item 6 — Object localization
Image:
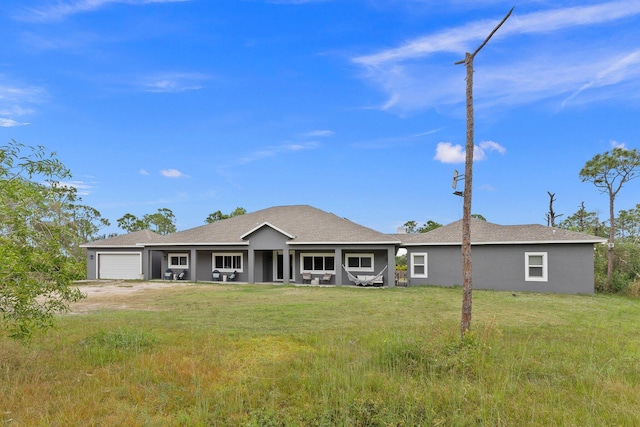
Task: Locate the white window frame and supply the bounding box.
[344,253,374,272]
[410,252,428,278]
[300,253,336,274]
[168,253,189,269]
[525,252,548,282]
[213,252,244,273]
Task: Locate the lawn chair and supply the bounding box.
[212,270,221,281]
[228,270,237,282]
[177,270,187,280]
[302,272,312,284]
[164,269,174,280]
[321,272,333,284]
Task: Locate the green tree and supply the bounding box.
[145,208,176,235]
[117,213,147,233]
[116,208,176,235]
[580,147,640,288]
[205,207,246,223]
[417,220,443,233]
[615,204,640,243]
[559,202,607,237]
[402,220,418,234]
[1,141,85,339]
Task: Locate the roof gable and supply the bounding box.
[240,222,295,239]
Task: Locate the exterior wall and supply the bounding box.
[85,247,144,280]
[406,243,596,294]
[87,239,398,286]
[294,244,397,286]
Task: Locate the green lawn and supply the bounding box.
[2,284,639,426]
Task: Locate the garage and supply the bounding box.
[98,253,142,280]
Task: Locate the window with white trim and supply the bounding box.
[410,253,428,278]
[525,252,548,282]
[345,253,374,272]
[168,253,189,269]
[213,253,243,272]
[301,253,335,273]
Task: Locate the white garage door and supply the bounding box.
[98,253,142,280]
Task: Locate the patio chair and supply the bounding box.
[212,270,221,281]
[177,270,186,280]
[163,269,174,280]
[302,272,312,284]
[320,272,333,284]
[228,270,237,282]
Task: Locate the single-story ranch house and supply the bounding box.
[82,205,606,293]
[82,205,399,286]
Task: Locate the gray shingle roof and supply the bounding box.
[150,205,400,245]
[395,218,607,246]
[81,229,164,247]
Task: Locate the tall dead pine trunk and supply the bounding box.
[456,7,513,340]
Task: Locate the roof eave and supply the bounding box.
[401,239,607,246]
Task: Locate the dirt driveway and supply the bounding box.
[69,280,189,314]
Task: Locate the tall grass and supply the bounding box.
[1,284,639,426]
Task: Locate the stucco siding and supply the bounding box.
[407,243,595,294]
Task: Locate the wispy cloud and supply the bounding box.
[139,169,150,175]
[160,169,186,178]
[434,140,506,164]
[140,72,210,93]
[55,180,94,196]
[0,118,29,127]
[353,1,640,113]
[611,140,627,149]
[17,0,190,22]
[301,129,334,138]
[0,80,47,126]
[237,141,319,165]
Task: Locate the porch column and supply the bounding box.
[335,248,343,286]
[142,247,151,280]
[248,249,255,283]
[283,247,291,284]
[190,249,197,282]
[387,247,397,287]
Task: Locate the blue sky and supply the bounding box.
[2,0,639,235]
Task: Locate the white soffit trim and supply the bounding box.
[290,240,401,245]
[240,222,295,239]
[401,239,607,246]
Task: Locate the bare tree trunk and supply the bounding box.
[456,7,513,340]
[608,191,615,288]
[460,52,474,338]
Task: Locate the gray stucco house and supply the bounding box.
[397,218,606,294]
[82,205,400,286]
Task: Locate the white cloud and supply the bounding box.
[140,72,210,93]
[0,118,29,127]
[302,130,334,138]
[53,180,93,196]
[352,1,640,113]
[160,169,185,178]
[611,140,627,149]
[235,141,319,166]
[139,168,150,175]
[18,0,190,22]
[435,142,466,163]
[355,1,640,68]
[434,140,505,164]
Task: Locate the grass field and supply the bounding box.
[1,283,639,426]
